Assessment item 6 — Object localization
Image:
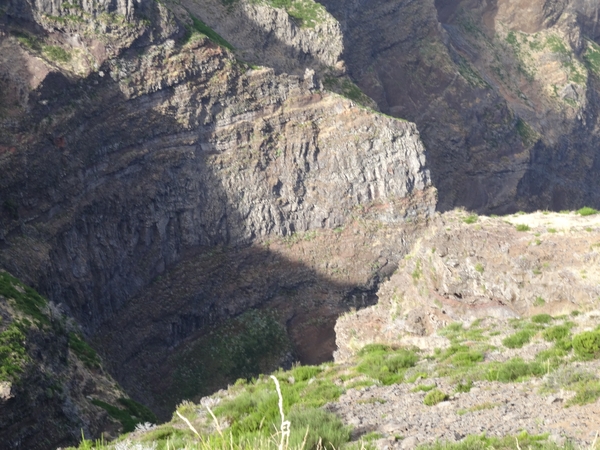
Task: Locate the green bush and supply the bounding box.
[577,207,598,216]
[91,398,156,432]
[515,224,530,232]
[451,350,484,367]
[0,322,29,382]
[423,389,448,406]
[463,214,478,224]
[533,296,546,307]
[502,329,535,349]
[485,358,545,382]
[43,45,71,62]
[287,407,351,450]
[542,325,571,342]
[572,330,600,360]
[356,345,418,385]
[531,314,553,324]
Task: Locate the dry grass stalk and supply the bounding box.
[270,375,291,450]
[176,410,201,440]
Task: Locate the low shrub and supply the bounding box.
[356,345,418,385]
[0,322,29,382]
[577,207,598,216]
[485,358,545,382]
[463,214,478,224]
[515,224,530,231]
[423,389,448,406]
[291,365,322,382]
[542,325,571,342]
[572,330,600,360]
[531,314,553,324]
[288,407,351,449]
[91,398,155,432]
[502,330,535,349]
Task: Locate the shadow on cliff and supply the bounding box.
[0,17,416,423]
[315,0,600,214]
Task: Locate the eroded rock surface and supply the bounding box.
[0,0,434,427]
[335,210,600,361]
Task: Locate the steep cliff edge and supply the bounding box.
[0,271,155,450]
[300,0,600,212]
[0,0,434,429]
[335,210,600,361]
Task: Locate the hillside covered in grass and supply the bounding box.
[69,309,600,449]
[0,271,156,448]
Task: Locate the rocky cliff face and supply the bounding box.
[230,0,600,213]
[335,210,600,361]
[0,0,435,428]
[0,271,146,450]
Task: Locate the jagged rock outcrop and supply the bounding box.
[0,0,435,429]
[308,0,600,212]
[334,210,600,361]
[0,271,142,450]
[182,0,345,76]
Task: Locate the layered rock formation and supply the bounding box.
[315,0,600,212]
[335,210,600,361]
[0,0,435,429]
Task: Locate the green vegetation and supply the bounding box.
[533,296,546,307]
[185,16,233,50]
[68,311,600,449]
[251,0,326,28]
[69,332,101,368]
[411,384,436,392]
[474,263,484,274]
[170,309,291,406]
[411,260,422,283]
[583,39,600,74]
[572,330,600,360]
[13,30,41,50]
[577,207,598,216]
[543,366,600,406]
[417,432,574,450]
[484,358,546,382]
[531,314,553,325]
[43,45,72,63]
[0,271,49,326]
[502,329,536,349]
[515,118,538,147]
[423,389,448,406]
[463,214,478,224]
[355,344,419,385]
[515,224,530,232]
[542,324,572,342]
[91,398,157,433]
[546,35,568,55]
[323,76,374,107]
[0,322,29,382]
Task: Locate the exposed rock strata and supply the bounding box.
[181,0,344,76]
[335,211,600,361]
[0,0,435,427]
[198,0,599,212]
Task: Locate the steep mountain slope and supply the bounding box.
[0,271,154,450]
[0,0,435,429]
[191,0,600,213]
